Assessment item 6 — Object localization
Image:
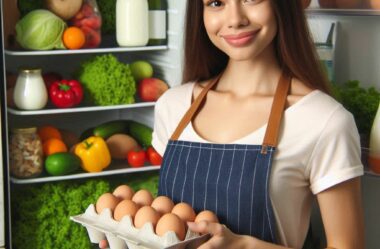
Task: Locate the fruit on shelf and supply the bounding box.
[42,138,68,156]
[45,0,83,20]
[63,26,86,49]
[38,125,62,142]
[138,78,169,102]
[49,79,84,108]
[130,61,153,82]
[106,134,141,159]
[44,152,81,176]
[146,146,162,165]
[127,150,146,168]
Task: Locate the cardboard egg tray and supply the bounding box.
[70,204,211,249]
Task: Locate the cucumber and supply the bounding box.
[127,120,153,148]
[93,120,129,139]
[45,152,81,176]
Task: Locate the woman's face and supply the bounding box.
[202,0,277,62]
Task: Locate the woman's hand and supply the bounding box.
[187,221,253,249]
[99,239,108,249]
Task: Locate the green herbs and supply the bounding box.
[77,54,136,106]
[332,80,380,137]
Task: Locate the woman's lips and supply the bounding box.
[221,30,259,47]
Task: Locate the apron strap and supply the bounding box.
[170,74,223,140]
[170,72,291,153]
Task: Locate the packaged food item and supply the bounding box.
[9,127,44,178]
[70,0,102,48]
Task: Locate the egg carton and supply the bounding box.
[70,204,211,249]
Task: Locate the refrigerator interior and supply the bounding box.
[1,0,380,248]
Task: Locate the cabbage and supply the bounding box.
[15,9,67,50]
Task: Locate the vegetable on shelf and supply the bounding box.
[74,136,111,172]
[77,54,136,106]
[49,79,84,108]
[44,152,81,176]
[127,150,146,168]
[15,9,67,50]
[146,146,163,166]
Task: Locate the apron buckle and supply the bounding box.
[261,145,268,154]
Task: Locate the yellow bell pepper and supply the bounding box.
[74,136,111,172]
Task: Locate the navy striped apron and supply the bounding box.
[158,72,291,243]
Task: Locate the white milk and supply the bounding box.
[116,0,149,47]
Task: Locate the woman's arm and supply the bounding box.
[317,177,365,249]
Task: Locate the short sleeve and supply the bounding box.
[152,94,170,157]
[307,106,364,194]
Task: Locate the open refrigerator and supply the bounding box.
[0,0,380,248]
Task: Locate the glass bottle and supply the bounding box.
[9,127,44,178]
[369,101,380,174]
[148,0,167,45]
[13,68,48,110]
[116,0,149,47]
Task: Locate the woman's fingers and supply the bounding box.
[99,239,108,248]
[187,221,225,236]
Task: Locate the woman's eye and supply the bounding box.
[206,0,223,7]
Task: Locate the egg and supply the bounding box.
[96,193,120,214]
[151,196,175,215]
[113,199,140,221]
[132,189,154,206]
[134,206,161,229]
[171,202,196,222]
[113,184,135,200]
[195,210,219,223]
[156,213,186,241]
[336,0,361,8]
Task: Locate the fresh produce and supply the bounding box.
[130,60,153,82]
[74,136,111,172]
[60,129,80,149]
[37,125,62,142]
[106,134,141,159]
[332,80,380,138]
[127,150,146,168]
[97,0,116,35]
[62,26,86,49]
[80,127,94,140]
[45,0,83,20]
[45,152,81,176]
[15,9,67,50]
[43,72,62,88]
[42,138,68,156]
[93,120,129,139]
[146,146,163,165]
[70,0,102,48]
[128,120,153,148]
[138,78,169,102]
[77,54,136,105]
[49,79,84,108]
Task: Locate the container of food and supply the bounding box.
[9,127,44,178]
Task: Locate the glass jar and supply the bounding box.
[13,68,48,110]
[9,127,44,178]
[116,0,149,46]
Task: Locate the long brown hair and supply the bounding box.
[182,0,331,94]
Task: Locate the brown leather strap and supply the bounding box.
[170,72,291,152]
[261,72,291,153]
[170,74,223,140]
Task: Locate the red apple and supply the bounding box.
[138,78,169,102]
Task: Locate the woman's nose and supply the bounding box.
[227,4,249,28]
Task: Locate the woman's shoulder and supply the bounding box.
[156,82,195,106]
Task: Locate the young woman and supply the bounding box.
[100,0,364,248]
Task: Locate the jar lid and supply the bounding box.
[18,68,42,74]
[11,127,37,134]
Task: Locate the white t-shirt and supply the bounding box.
[152,82,364,248]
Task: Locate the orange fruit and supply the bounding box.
[43,138,68,156]
[38,126,62,142]
[63,27,86,50]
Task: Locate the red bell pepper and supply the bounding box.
[49,79,83,108]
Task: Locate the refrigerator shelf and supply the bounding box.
[7,102,156,115]
[365,169,380,177]
[306,8,380,16]
[4,45,168,56]
[10,164,161,184]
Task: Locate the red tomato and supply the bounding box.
[127,150,146,168]
[146,147,163,166]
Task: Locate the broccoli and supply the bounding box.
[11,172,159,249]
[77,54,136,106]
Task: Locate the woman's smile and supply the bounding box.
[221,30,260,47]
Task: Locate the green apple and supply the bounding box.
[130,61,154,81]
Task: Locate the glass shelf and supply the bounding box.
[5,45,168,56]
[306,8,380,16]
[10,163,160,184]
[7,102,155,115]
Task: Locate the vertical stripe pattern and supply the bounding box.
[158,140,277,243]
